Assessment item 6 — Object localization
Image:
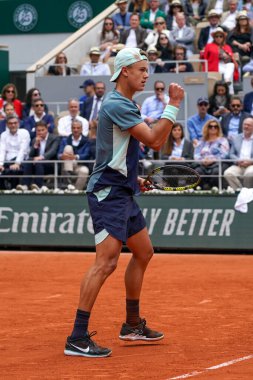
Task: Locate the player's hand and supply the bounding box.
[168,83,184,108]
[138,176,151,192]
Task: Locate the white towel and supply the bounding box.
[234,187,253,213]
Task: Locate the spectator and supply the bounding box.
[208,81,231,118]
[80,47,111,76]
[98,17,120,60]
[0,103,24,134]
[79,79,95,111]
[58,119,95,190]
[47,52,71,76]
[161,122,194,162]
[128,0,149,16]
[163,44,194,72]
[207,0,230,15]
[17,121,60,190]
[243,77,253,115]
[120,12,148,49]
[24,98,55,139]
[184,0,207,26]
[194,119,230,189]
[198,9,221,51]
[22,88,49,120]
[227,11,253,66]
[203,27,237,94]
[141,80,169,124]
[57,98,89,137]
[220,95,251,142]
[113,0,131,33]
[0,115,30,190]
[146,46,164,73]
[171,12,195,57]
[155,32,174,60]
[187,97,218,147]
[221,0,239,32]
[81,82,106,124]
[224,117,253,189]
[0,83,23,120]
[166,0,185,31]
[144,16,173,49]
[140,0,166,30]
[242,58,253,74]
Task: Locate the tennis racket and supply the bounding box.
[145,164,200,191]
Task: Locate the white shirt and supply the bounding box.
[39,133,49,157]
[0,128,30,165]
[213,0,224,14]
[221,12,237,31]
[80,62,111,76]
[240,135,253,159]
[57,115,89,137]
[125,29,138,48]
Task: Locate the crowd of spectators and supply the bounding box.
[0,0,253,192]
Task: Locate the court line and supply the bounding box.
[168,354,253,379]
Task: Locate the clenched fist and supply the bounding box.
[168,83,185,109]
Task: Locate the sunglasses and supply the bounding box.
[105,22,113,25]
[6,90,15,93]
[35,104,44,107]
[155,87,165,91]
[214,35,224,38]
[198,102,208,106]
[33,92,40,96]
[231,104,241,108]
[208,124,219,129]
[155,22,165,25]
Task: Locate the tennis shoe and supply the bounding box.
[119,318,164,341]
[64,331,112,358]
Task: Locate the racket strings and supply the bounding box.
[149,166,200,190]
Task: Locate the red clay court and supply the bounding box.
[1,251,253,379]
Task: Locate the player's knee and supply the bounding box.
[97,260,117,278]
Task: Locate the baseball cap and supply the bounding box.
[110,47,148,82]
[79,79,95,88]
[197,96,209,105]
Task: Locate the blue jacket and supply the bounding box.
[24,114,55,140]
[243,91,253,114]
[58,134,96,162]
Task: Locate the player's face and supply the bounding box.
[126,60,149,91]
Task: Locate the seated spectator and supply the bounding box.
[0,115,30,190]
[206,0,229,15]
[128,0,149,16]
[220,95,251,142]
[0,83,23,120]
[24,98,55,140]
[197,9,221,51]
[208,81,231,118]
[144,16,173,49]
[80,47,111,76]
[79,79,95,111]
[120,12,148,49]
[140,0,166,30]
[221,0,239,32]
[98,17,120,61]
[113,0,131,33]
[194,119,230,189]
[242,58,253,74]
[227,11,253,66]
[243,77,253,115]
[166,0,185,31]
[171,12,195,57]
[163,44,194,72]
[184,0,207,26]
[58,119,96,190]
[224,117,253,189]
[203,27,237,94]
[187,97,218,147]
[57,98,89,137]
[155,32,174,60]
[22,88,49,120]
[0,103,24,134]
[161,122,194,162]
[17,121,60,191]
[47,52,71,76]
[146,46,164,73]
[141,80,169,124]
[81,82,106,125]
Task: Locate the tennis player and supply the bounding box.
[64,47,184,358]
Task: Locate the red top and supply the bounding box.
[0,98,23,119]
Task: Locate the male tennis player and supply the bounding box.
[64,47,184,358]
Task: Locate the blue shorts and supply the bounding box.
[87,186,146,245]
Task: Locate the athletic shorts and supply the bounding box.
[87,186,146,245]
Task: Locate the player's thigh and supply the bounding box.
[126,227,154,260]
[95,234,122,269]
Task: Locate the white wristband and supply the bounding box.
[161,105,179,124]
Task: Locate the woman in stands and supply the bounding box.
[208,81,231,118]
[47,52,71,76]
[99,17,120,60]
[144,16,173,49]
[22,88,49,120]
[184,0,206,26]
[203,27,237,94]
[155,32,174,61]
[0,83,23,120]
[194,119,230,189]
[166,0,185,30]
[128,0,149,16]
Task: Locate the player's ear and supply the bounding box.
[121,66,128,78]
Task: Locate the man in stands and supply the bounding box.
[57,98,89,137]
[80,47,111,76]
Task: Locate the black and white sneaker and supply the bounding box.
[119,318,164,341]
[64,331,112,358]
